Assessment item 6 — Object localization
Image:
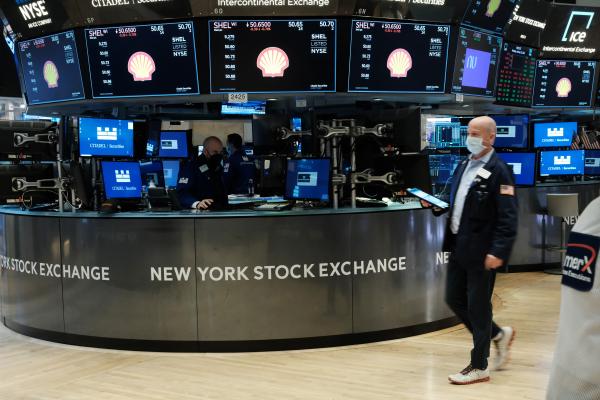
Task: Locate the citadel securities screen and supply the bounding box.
[532,60,596,108]
[79,117,134,157]
[101,161,142,199]
[85,21,199,98]
[462,0,519,34]
[348,20,450,93]
[76,0,192,26]
[540,150,585,176]
[17,30,85,105]
[495,42,537,107]
[452,27,502,97]
[209,19,336,93]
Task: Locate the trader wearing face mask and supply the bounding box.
[422,116,519,385]
[176,136,228,210]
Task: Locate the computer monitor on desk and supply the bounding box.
[284,158,331,202]
[101,161,143,200]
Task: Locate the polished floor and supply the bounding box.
[0,272,559,400]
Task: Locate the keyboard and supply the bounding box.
[254,202,292,211]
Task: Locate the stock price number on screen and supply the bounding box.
[177,23,193,32]
[115,27,136,37]
[288,21,304,30]
[150,25,165,35]
[247,21,271,29]
[320,20,335,29]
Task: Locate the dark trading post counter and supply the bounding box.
[0,183,598,351]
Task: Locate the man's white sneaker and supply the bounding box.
[448,365,490,385]
[493,326,516,371]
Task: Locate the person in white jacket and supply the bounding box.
[547,195,600,400]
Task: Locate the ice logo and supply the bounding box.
[43,60,59,88]
[115,170,131,183]
[128,51,156,82]
[486,0,502,18]
[387,48,413,78]
[556,77,572,98]
[257,47,289,78]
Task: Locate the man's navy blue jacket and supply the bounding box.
[223,150,256,195]
[440,151,519,269]
[176,154,228,210]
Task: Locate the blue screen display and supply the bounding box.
[429,154,466,186]
[285,158,330,201]
[17,31,85,105]
[158,131,188,158]
[162,160,180,188]
[79,118,135,157]
[221,101,266,115]
[139,160,164,187]
[540,150,585,176]
[585,150,600,175]
[497,153,536,185]
[491,115,529,148]
[534,122,577,148]
[102,161,142,199]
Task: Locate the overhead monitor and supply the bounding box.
[497,152,536,185]
[285,158,331,202]
[585,150,600,175]
[221,101,266,115]
[191,0,338,16]
[102,161,142,199]
[495,42,537,107]
[0,0,80,40]
[461,0,519,34]
[162,160,180,188]
[504,0,550,47]
[158,131,188,158]
[348,20,451,93]
[17,31,85,105]
[424,116,464,149]
[451,27,502,97]
[532,60,596,108]
[139,160,165,188]
[539,150,584,176]
[209,19,336,93]
[490,114,529,149]
[79,117,135,157]
[76,0,192,26]
[85,21,199,98]
[541,5,600,60]
[351,0,470,22]
[534,122,577,148]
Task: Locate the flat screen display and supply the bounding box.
[532,60,596,108]
[76,0,191,26]
[158,131,188,158]
[0,0,81,40]
[17,31,85,105]
[85,21,199,98]
[351,0,469,22]
[491,114,529,148]
[451,27,502,97]
[497,152,536,185]
[79,117,134,157]
[348,20,450,93]
[163,160,180,188]
[426,117,465,149]
[495,42,537,107]
[285,158,330,202]
[504,0,550,47]
[209,19,336,93]
[429,154,466,187]
[462,0,519,34]
[139,160,164,188]
[585,150,600,175]
[541,5,600,60]
[221,101,266,115]
[534,122,577,148]
[540,150,585,176]
[102,161,142,199]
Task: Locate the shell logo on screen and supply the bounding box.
[556,77,572,98]
[43,61,59,88]
[387,48,412,78]
[486,0,501,18]
[257,47,289,78]
[128,51,156,82]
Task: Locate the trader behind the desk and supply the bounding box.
[224,133,255,195]
[177,136,228,210]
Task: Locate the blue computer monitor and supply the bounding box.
[79,118,135,157]
[491,115,529,149]
[101,161,142,199]
[534,122,577,148]
[158,131,188,158]
[285,158,331,202]
[539,150,585,176]
[585,150,600,175]
[139,160,165,188]
[497,153,536,185]
[162,160,180,188]
[428,154,466,186]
